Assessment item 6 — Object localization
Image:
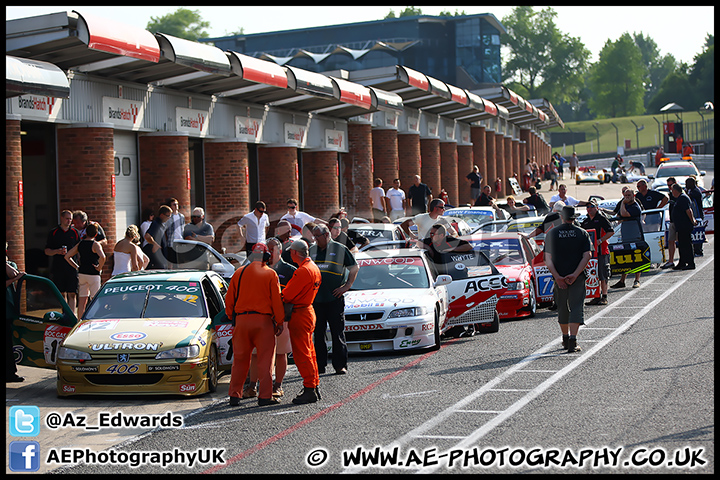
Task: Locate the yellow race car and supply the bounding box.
[9,270,233,397]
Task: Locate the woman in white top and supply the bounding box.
[112,225,149,276]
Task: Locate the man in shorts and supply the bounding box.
[580,199,614,305]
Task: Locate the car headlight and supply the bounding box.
[388,306,429,318]
[58,347,92,361]
[507,280,525,290]
[155,345,200,360]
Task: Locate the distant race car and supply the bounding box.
[650,160,706,191]
[576,165,610,184]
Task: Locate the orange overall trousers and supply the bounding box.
[281,258,321,389]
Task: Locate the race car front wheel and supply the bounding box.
[207,345,219,393]
[431,308,441,351]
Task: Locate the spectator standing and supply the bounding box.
[7,247,26,383]
[183,207,215,245]
[544,205,592,352]
[163,198,185,262]
[385,178,407,221]
[282,240,323,404]
[408,175,432,215]
[310,224,358,375]
[72,210,107,247]
[143,205,172,269]
[281,198,327,234]
[369,178,387,222]
[661,177,679,269]
[65,223,106,316]
[238,201,270,254]
[568,152,579,179]
[139,208,155,249]
[580,200,615,305]
[112,225,148,275]
[466,165,482,204]
[610,188,644,289]
[225,243,285,407]
[611,155,623,183]
[685,177,704,257]
[635,179,668,210]
[670,183,698,270]
[45,210,81,314]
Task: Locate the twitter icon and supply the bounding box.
[10,406,40,437]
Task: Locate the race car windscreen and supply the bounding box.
[84,282,207,319]
[468,238,525,266]
[351,257,430,290]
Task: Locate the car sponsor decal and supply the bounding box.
[105,364,140,374]
[90,343,162,351]
[357,257,423,267]
[148,365,180,372]
[179,383,197,393]
[100,283,200,295]
[71,365,98,373]
[61,385,76,394]
[76,320,119,332]
[609,242,651,275]
[43,325,70,365]
[110,332,147,342]
[143,320,189,328]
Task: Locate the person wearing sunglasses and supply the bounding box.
[280,198,327,234]
[183,207,215,245]
[238,201,270,255]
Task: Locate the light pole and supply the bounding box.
[610,122,619,151]
[592,123,600,153]
[630,120,644,150]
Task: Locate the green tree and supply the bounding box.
[501,7,590,103]
[146,8,210,42]
[633,32,677,111]
[688,34,714,108]
[588,34,645,118]
[439,9,467,17]
[385,7,423,19]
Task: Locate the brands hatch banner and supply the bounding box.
[235,116,263,143]
[284,123,307,147]
[103,97,144,130]
[176,107,209,137]
[12,94,63,121]
[324,129,345,151]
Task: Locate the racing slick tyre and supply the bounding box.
[431,308,441,351]
[527,281,537,318]
[477,310,500,334]
[207,345,219,393]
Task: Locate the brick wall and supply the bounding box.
[495,132,506,198]
[57,124,116,283]
[204,140,249,253]
[457,144,474,206]
[302,150,340,220]
[485,129,496,192]
[440,141,459,207]
[420,138,441,198]
[397,133,421,193]
[6,118,25,271]
[371,128,398,186]
[471,125,487,186]
[341,123,373,220]
[139,133,191,219]
[258,145,298,219]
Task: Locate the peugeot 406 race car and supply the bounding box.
[8,270,232,397]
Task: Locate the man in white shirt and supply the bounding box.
[280,198,327,234]
[549,184,590,209]
[385,178,407,221]
[369,178,387,222]
[238,201,270,254]
[401,199,457,240]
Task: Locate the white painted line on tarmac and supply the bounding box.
[343,254,713,474]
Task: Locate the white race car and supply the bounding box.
[339,249,452,352]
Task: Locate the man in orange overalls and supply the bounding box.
[281,240,322,404]
[225,242,285,407]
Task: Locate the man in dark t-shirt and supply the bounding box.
[408,175,432,215]
[544,205,592,353]
[45,210,81,312]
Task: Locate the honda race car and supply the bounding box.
[8,270,232,397]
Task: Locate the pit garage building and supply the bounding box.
[6,10,562,281]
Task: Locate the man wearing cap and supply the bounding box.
[310,224,358,375]
[281,240,323,404]
[225,242,285,407]
[581,199,615,305]
[183,207,215,245]
[544,205,592,353]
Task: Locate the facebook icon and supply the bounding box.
[9,441,41,472]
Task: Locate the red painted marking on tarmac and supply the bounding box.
[202,340,457,473]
